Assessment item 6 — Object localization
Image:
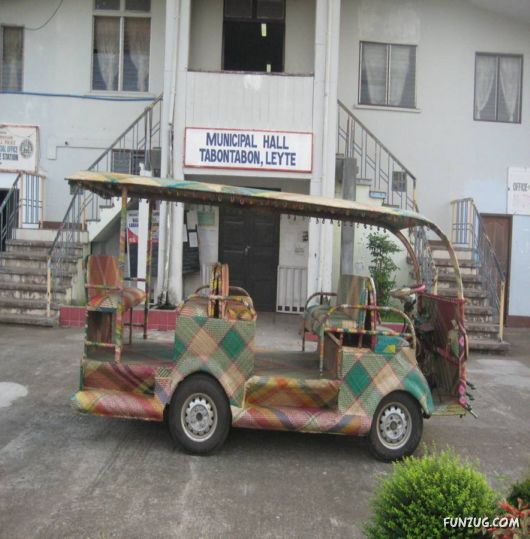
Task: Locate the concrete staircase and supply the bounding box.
[0,230,86,327]
[430,241,510,353]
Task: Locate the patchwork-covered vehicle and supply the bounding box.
[67,171,474,461]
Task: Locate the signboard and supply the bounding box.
[184,127,312,173]
[0,124,39,173]
[507,167,530,216]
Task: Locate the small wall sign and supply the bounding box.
[184,127,312,173]
[507,167,530,216]
[0,124,39,174]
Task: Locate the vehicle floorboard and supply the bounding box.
[85,340,174,365]
[253,350,332,379]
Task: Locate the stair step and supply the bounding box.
[0,252,78,262]
[438,273,482,284]
[6,239,53,249]
[466,322,499,334]
[5,239,85,255]
[0,312,58,327]
[465,305,493,315]
[429,240,472,252]
[438,288,487,299]
[0,253,78,271]
[0,266,72,286]
[468,338,511,353]
[0,297,60,315]
[71,389,164,421]
[0,281,67,301]
[434,258,480,269]
[0,297,58,308]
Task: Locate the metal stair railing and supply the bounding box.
[337,100,438,292]
[451,197,506,340]
[0,172,45,252]
[46,94,163,315]
[337,100,417,211]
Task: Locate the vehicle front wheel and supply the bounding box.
[369,392,423,462]
[168,374,231,455]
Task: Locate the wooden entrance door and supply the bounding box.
[480,214,512,320]
[219,207,280,311]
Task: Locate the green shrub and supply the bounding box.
[365,448,497,539]
[366,232,400,306]
[507,476,530,506]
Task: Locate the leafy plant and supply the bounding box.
[367,232,400,306]
[487,498,529,538]
[365,447,497,539]
[508,477,530,506]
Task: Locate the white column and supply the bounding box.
[156,0,177,301]
[137,199,149,291]
[308,0,341,295]
[167,0,191,305]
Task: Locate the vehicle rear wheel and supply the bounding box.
[369,392,423,462]
[168,374,231,455]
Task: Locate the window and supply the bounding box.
[474,53,522,123]
[223,0,285,72]
[359,42,416,109]
[1,26,23,91]
[92,0,151,92]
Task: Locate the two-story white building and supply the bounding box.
[1,0,529,342]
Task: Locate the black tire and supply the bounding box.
[168,374,231,455]
[369,392,423,462]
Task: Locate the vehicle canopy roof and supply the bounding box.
[67,171,436,233]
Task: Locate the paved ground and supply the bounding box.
[0,314,529,538]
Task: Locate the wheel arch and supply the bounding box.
[157,365,234,408]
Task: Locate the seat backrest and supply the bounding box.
[86,255,119,300]
[336,275,371,305]
[208,263,230,318]
[336,274,378,329]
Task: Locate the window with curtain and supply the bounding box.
[359,42,417,109]
[474,53,522,123]
[1,26,24,91]
[92,0,150,92]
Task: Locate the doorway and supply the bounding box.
[219,206,280,311]
[480,214,512,321]
[223,0,285,72]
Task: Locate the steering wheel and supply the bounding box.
[390,283,426,300]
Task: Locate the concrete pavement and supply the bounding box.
[0,315,529,538]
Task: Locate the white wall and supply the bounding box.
[188,0,315,74]
[0,0,165,221]
[338,0,530,233]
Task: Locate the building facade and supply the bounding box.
[1,0,529,326]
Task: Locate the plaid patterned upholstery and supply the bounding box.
[338,346,434,417]
[86,255,146,311]
[304,275,375,334]
[179,263,256,321]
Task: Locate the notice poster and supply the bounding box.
[508,167,530,216]
[184,127,312,173]
[0,124,39,173]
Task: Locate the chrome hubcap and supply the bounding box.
[377,403,411,450]
[181,393,217,442]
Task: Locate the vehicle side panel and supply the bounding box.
[155,315,255,407]
[338,347,434,417]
